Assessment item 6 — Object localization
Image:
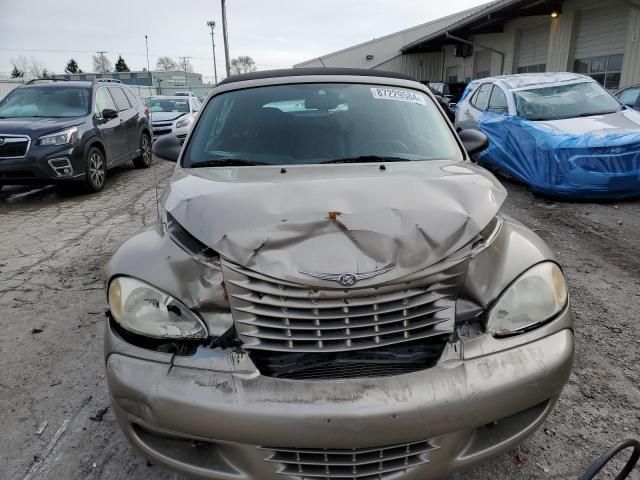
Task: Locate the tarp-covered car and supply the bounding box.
[456,73,640,199]
[104,68,574,480]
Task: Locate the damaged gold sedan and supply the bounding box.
[104,68,574,480]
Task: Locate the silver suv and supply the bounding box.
[104,68,573,480]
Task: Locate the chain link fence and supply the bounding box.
[127,85,216,101]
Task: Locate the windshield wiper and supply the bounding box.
[322,155,409,164]
[189,159,270,168]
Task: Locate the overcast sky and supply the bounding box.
[0,0,491,82]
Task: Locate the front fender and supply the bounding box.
[464,214,557,309]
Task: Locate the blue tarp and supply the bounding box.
[475,111,640,199]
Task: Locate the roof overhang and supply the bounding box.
[402,0,562,54]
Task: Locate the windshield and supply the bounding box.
[0,86,90,118]
[149,98,190,113]
[514,81,622,121]
[183,83,462,167]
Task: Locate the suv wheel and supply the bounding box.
[133,133,152,168]
[85,147,107,192]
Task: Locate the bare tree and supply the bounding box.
[156,56,178,71]
[28,57,46,79]
[93,54,112,73]
[230,56,257,75]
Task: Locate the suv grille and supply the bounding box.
[262,440,438,479]
[222,260,464,353]
[0,136,29,158]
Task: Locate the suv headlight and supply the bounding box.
[108,276,208,339]
[487,262,568,336]
[175,116,192,129]
[38,126,78,146]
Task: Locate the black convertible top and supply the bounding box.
[218,68,417,86]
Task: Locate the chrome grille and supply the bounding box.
[262,440,438,479]
[0,135,30,158]
[223,261,464,353]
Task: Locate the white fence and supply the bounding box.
[0,80,24,100]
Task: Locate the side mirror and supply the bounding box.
[458,129,489,156]
[152,134,181,162]
[102,108,118,120]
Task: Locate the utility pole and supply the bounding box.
[179,56,191,87]
[221,0,231,77]
[97,50,108,73]
[207,20,218,84]
[144,35,152,93]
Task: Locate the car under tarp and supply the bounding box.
[475,110,640,200]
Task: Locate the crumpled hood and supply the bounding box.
[161,161,506,285]
[151,111,187,123]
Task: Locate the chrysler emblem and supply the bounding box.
[300,267,394,287]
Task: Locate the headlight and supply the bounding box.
[38,126,78,146]
[487,262,567,336]
[175,116,192,129]
[108,276,208,339]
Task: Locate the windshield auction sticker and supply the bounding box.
[371,87,426,105]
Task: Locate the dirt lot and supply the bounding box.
[1,161,639,480]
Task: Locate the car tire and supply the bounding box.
[84,146,107,193]
[132,133,152,169]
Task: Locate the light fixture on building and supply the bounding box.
[550,11,559,18]
[366,54,374,61]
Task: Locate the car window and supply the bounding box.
[0,86,90,118]
[95,87,117,117]
[514,81,622,121]
[471,84,492,110]
[149,98,190,113]
[488,86,508,113]
[108,87,131,111]
[122,87,138,107]
[618,88,640,106]
[183,83,464,167]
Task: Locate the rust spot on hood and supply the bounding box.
[328,211,348,231]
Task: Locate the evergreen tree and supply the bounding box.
[65,58,79,74]
[11,65,24,78]
[40,69,50,79]
[114,55,130,72]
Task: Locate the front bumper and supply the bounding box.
[0,144,84,184]
[106,309,574,480]
[152,125,189,141]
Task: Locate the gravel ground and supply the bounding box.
[1,160,639,480]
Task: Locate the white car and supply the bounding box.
[149,95,201,141]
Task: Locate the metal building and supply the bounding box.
[295,0,640,90]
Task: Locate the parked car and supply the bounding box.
[428,81,468,107]
[0,79,151,192]
[615,85,640,111]
[455,73,640,199]
[105,68,573,480]
[421,82,455,121]
[149,95,200,141]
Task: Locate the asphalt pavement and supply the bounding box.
[1,160,639,480]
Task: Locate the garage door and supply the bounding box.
[574,5,627,59]
[516,22,550,73]
[573,4,628,89]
